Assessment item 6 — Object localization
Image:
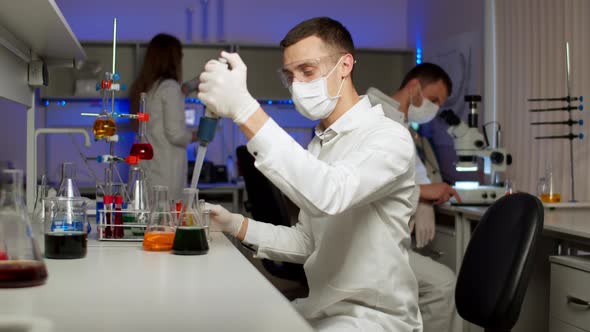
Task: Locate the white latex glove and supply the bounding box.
[197,51,260,124]
[205,203,244,237]
[410,202,436,248]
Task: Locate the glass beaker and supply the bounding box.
[44,197,88,259]
[172,189,209,255]
[540,164,561,203]
[57,162,80,198]
[0,169,48,288]
[129,92,154,160]
[143,186,176,251]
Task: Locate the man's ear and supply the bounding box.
[340,54,355,78]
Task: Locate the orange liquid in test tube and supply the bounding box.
[143,231,175,251]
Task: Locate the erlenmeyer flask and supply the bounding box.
[172,189,209,255]
[44,197,88,259]
[0,169,48,288]
[125,165,150,237]
[143,185,175,251]
[129,92,154,160]
[57,162,80,198]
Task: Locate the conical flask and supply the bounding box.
[127,165,150,213]
[129,92,154,160]
[0,169,48,288]
[57,162,80,198]
[172,189,208,255]
[143,185,175,251]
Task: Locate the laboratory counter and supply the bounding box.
[437,203,590,245]
[0,232,314,332]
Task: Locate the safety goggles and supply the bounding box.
[277,53,346,88]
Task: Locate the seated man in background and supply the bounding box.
[199,17,422,331]
[368,63,462,332]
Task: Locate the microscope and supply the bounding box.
[440,95,512,205]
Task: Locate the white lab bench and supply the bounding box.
[0,232,313,332]
[434,203,590,332]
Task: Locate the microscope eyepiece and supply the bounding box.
[439,109,461,126]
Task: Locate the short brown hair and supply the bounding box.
[400,63,453,97]
[280,17,355,58]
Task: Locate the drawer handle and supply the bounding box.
[566,295,590,309]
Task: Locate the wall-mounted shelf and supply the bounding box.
[0,0,86,61]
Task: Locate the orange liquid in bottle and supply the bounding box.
[143,231,175,251]
[93,118,117,140]
[540,193,561,203]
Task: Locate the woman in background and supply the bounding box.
[129,33,195,201]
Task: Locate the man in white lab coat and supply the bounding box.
[198,17,422,331]
[367,63,462,332]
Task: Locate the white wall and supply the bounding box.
[55,0,408,48]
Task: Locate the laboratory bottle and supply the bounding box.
[44,197,88,259]
[0,169,48,288]
[540,164,561,203]
[143,185,176,251]
[129,92,154,160]
[172,188,208,255]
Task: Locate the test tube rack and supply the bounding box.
[527,42,585,202]
[96,209,150,241]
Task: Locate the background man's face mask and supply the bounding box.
[289,57,345,120]
[408,89,440,124]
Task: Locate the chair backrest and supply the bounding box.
[455,192,544,330]
[235,146,291,227]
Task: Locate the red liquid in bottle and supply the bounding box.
[0,261,48,288]
[129,143,154,160]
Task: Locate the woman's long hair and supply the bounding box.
[129,34,182,120]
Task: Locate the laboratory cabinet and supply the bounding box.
[550,256,590,332]
[41,42,414,100]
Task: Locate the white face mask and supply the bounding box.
[408,93,440,124]
[290,57,345,120]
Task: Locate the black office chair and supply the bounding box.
[235,146,307,285]
[455,192,544,332]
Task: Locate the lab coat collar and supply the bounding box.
[314,96,373,143]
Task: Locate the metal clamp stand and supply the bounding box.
[528,42,584,202]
